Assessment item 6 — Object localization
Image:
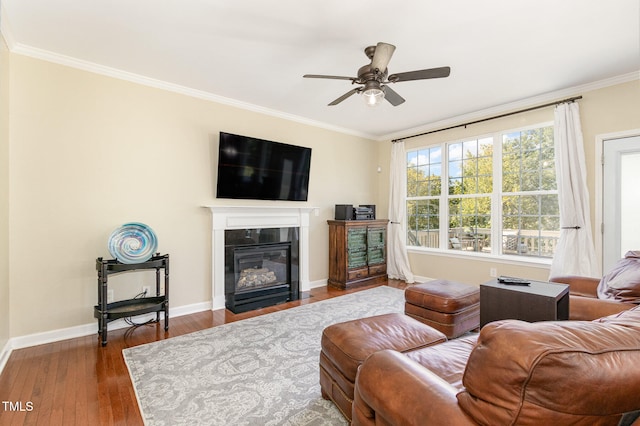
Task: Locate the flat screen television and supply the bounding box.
[216,132,312,201]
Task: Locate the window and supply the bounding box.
[406,124,559,259]
[407,147,441,248]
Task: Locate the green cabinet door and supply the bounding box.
[367,227,386,265]
[347,227,368,268]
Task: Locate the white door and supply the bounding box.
[602,135,640,272]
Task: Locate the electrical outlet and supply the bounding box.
[142,285,151,297]
[489,268,498,277]
[107,289,114,303]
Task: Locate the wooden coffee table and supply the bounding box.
[480,278,569,327]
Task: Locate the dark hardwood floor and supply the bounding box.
[0,280,408,425]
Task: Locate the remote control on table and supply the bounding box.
[497,276,531,286]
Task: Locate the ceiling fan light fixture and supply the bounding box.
[304,41,451,107]
[362,80,385,107]
[363,88,385,107]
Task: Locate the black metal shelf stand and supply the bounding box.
[94,253,169,346]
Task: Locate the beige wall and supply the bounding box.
[0,36,9,350]
[8,54,379,337]
[5,48,639,339]
[580,81,640,212]
[381,80,640,286]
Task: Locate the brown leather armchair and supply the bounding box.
[353,307,640,426]
[550,275,636,320]
[552,251,640,320]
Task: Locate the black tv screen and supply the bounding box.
[216,132,312,201]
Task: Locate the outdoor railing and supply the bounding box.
[409,228,559,257]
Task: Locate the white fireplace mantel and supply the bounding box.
[205,205,319,310]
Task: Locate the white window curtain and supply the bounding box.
[388,140,415,283]
[549,102,599,278]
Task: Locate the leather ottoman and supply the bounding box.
[319,312,446,421]
[405,280,480,338]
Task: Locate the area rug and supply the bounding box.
[123,286,405,425]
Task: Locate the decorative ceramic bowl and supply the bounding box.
[108,222,158,264]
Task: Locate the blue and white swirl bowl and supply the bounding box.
[108,222,158,264]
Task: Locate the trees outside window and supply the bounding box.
[406,124,559,258]
[407,147,441,248]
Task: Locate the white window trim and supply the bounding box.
[406,121,555,263]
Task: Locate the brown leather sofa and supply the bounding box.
[550,275,636,320]
[352,306,640,426]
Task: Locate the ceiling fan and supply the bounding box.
[303,42,450,107]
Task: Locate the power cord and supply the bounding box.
[124,316,158,326]
[133,290,147,299]
[125,289,159,326]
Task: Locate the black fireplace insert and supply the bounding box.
[224,227,300,313]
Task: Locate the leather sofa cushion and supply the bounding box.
[321,313,446,383]
[458,308,640,425]
[405,334,478,391]
[597,250,640,303]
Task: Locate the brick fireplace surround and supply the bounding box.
[206,206,318,311]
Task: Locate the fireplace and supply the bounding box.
[235,245,289,291]
[206,206,317,312]
[224,228,299,313]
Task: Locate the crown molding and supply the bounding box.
[380,71,640,142]
[1,6,636,144]
[2,35,375,141]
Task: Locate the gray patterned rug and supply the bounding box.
[123,286,405,425]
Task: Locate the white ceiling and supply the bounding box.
[2,0,639,140]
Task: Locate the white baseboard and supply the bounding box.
[386,275,434,284]
[0,340,11,377]
[413,275,435,283]
[0,300,212,376]
[0,278,392,375]
[212,295,226,311]
[306,277,428,289]
[308,278,328,289]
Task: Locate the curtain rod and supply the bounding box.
[392,95,582,143]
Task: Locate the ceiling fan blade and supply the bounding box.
[389,66,451,82]
[382,86,405,106]
[370,42,396,72]
[303,74,356,81]
[328,88,360,106]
